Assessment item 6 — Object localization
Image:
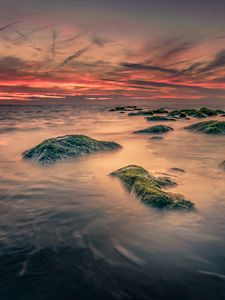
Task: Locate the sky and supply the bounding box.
[0,0,225,102]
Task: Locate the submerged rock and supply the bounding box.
[110,165,193,209]
[219,161,225,171]
[185,121,225,135]
[128,110,153,116]
[150,136,164,140]
[152,108,169,114]
[146,116,176,121]
[133,125,174,134]
[109,105,143,112]
[169,168,185,173]
[23,135,122,164]
[156,176,178,188]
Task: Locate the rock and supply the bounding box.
[128,110,153,116]
[199,107,218,116]
[192,111,207,118]
[169,168,185,173]
[150,136,164,140]
[23,135,122,164]
[152,108,169,114]
[109,109,116,112]
[179,112,187,118]
[133,125,174,134]
[185,121,225,135]
[146,116,176,121]
[115,106,125,111]
[110,165,193,209]
[215,109,225,114]
[219,161,225,171]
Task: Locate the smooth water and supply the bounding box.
[0,99,225,300]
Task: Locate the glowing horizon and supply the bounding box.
[1,0,225,102]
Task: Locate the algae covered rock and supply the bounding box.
[146,116,176,122]
[110,165,193,209]
[133,125,174,134]
[185,121,225,135]
[23,135,122,164]
[152,108,169,114]
[199,107,218,116]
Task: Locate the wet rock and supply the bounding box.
[23,135,122,164]
[199,107,218,116]
[110,165,194,209]
[146,116,176,121]
[150,136,164,140]
[185,121,225,135]
[109,105,143,112]
[179,112,187,118]
[152,108,169,114]
[133,125,174,134]
[215,109,225,114]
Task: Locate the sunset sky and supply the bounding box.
[1,0,225,102]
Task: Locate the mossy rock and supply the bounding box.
[23,135,122,164]
[152,108,169,114]
[110,165,193,209]
[185,121,225,135]
[192,111,207,118]
[146,116,176,121]
[199,107,218,116]
[133,125,174,134]
[215,109,225,114]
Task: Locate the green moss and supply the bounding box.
[111,165,194,209]
[23,135,122,164]
[185,121,225,135]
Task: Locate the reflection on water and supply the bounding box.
[0,100,225,300]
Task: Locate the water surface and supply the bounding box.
[0,100,225,300]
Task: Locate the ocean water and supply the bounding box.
[0,99,225,300]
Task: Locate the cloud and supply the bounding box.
[121,62,180,74]
[200,49,225,73]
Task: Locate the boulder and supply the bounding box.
[23,135,122,164]
[185,121,225,135]
[110,165,193,209]
[133,125,174,134]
